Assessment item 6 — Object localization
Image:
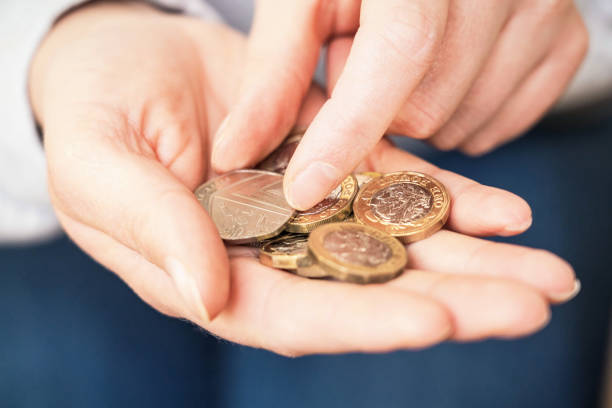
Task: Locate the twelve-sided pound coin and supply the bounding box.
[259,233,309,270]
[286,174,358,233]
[308,222,407,284]
[353,171,450,243]
[195,170,295,244]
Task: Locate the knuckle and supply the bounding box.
[430,124,469,151]
[375,6,440,62]
[394,101,447,139]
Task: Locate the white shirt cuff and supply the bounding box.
[0,0,220,244]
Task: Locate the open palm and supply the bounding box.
[31,2,576,356]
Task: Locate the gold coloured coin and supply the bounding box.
[259,234,309,270]
[353,171,450,243]
[194,170,295,244]
[286,174,358,233]
[295,254,330,279]
[308,222,407,284]
[355,171,382,189]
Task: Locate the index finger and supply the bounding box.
[283,0,449,210]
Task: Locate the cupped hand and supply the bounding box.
[30,2,577,356]
[211,0,588,210]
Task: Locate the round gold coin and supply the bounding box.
[353,171,450,243]
[285,174,358,233]
[355,171,382,189]
[308,222,407,284]
[259,234,309,270]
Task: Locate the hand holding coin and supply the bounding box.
[198,131,578,354]
[35,2,578,357]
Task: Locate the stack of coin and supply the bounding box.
[195,131,450,284]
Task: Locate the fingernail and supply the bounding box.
[286,161,341,210]
[165,257,210,323]
[211,114,231,167]
[550,279,581,303]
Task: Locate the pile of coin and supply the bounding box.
[195,132,450,284]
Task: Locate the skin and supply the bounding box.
[211,0,589,210]
[29,2,579,356]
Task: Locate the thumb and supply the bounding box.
[211,0,324,173]
[45,110,229,321]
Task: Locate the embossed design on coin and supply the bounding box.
[308,222,407,284]
[195,170,295,244]
[256,134,302,174]
[286,175,358,233]
[370,183,433,223]
[353,171,450,243]
[323,229,392,267]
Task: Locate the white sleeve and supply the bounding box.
[0,0,222,244]
[557,0,612,110]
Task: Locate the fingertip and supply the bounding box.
[352,290,453,352]
[469,187,533,236]
[497,285,551,339]
[520,249,577,303]
[499,216,533,236]
[164,255,229,323]
[498,192,533,236]
[551,279,581,303]
[442,277,550,341]
[406,298,454,348]
[165,257,211,323]
[284,161,342,210]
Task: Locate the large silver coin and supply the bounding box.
[195,170,295,244]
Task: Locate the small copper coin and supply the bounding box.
[353,171,450,243]
[256,133,302,175]
[286,174,358,233]
[259,233,309,270]
[195,170,295,244]
[355,171,382,189]
[308,222,407,284]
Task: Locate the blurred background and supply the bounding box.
[2,1,612,407]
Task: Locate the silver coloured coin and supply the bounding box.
[195,170,295,244]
